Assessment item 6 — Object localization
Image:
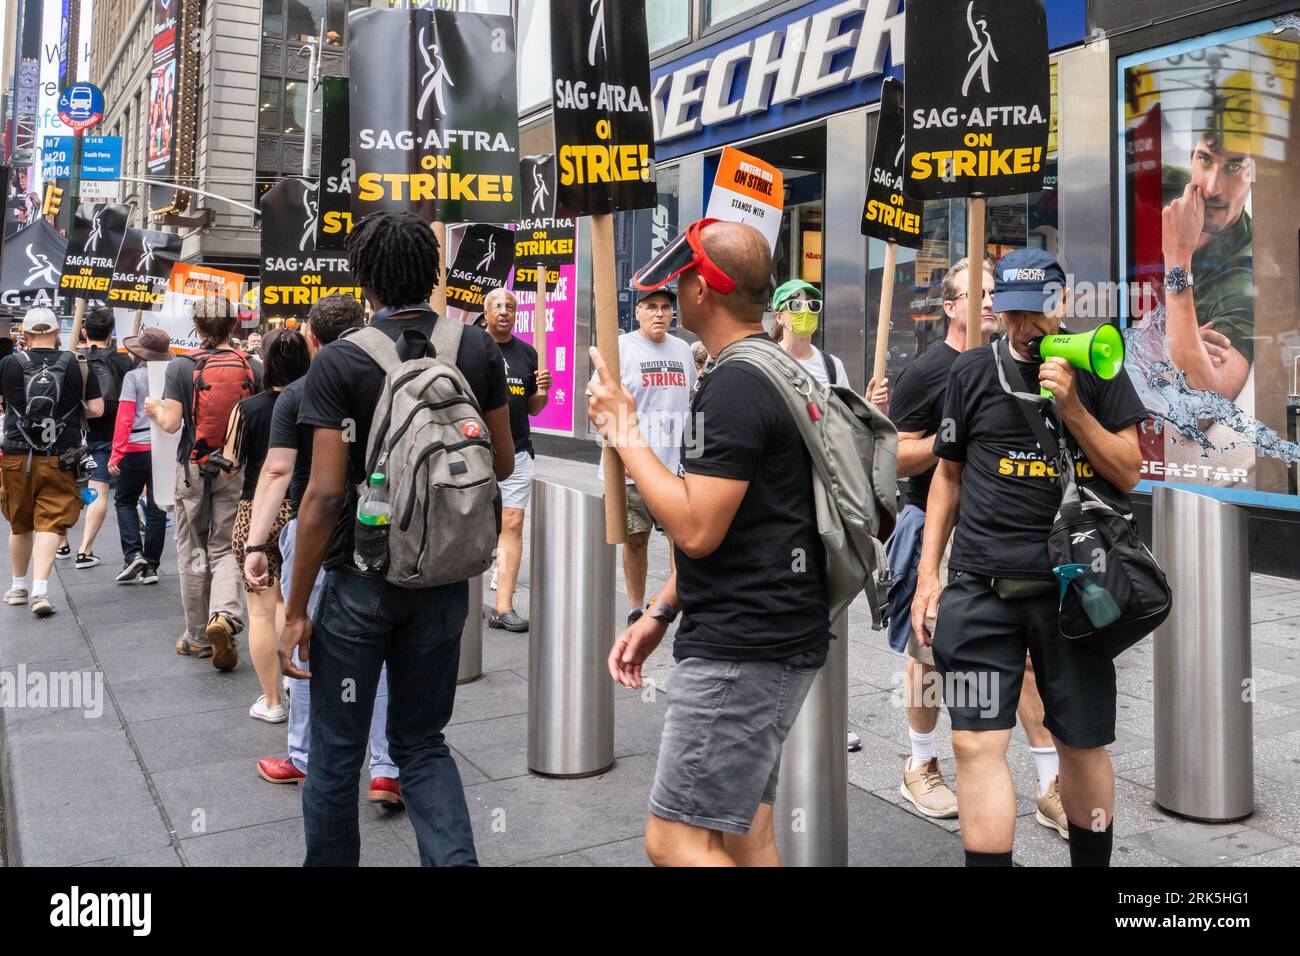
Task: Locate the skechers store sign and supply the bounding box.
[651,0,1084,161]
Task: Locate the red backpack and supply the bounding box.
[186,349,255,467]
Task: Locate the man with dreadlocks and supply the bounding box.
[282,211,514,867]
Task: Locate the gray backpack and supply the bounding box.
[712,338,899,626]
[342,320,499,589]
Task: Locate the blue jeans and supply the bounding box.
[279,520,396,779]
[302,567,477,867]
[114,451,166,565]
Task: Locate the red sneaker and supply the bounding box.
[368,776,403,809]
[257,756,306,785]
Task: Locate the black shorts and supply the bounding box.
[931,570,1117,749]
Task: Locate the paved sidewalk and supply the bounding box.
[1,455,1297,866]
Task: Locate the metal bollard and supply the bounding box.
[527,479,617,777]
[457,575,484,685]
[774,612,849,866]
[1152,485,1253,821]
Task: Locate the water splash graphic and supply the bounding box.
[1124,306,1300,466]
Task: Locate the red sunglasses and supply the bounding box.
[632,218,737,296]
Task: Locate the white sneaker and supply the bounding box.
[249,694,287,724]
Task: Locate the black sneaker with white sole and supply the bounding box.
[139,566,159,585]
[75,552,101,569]
[55,544,71,559]
[488,609,529,633]
[116,555,149,582]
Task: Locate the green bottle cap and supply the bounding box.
[369,473,386,487]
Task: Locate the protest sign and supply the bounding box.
[705,147,783,252]
[317,76,353,250]
[0,218,68,312]
[446,223,515,312]
[260,176,362,321]
[59,203,131,301]
[107,227,182,311]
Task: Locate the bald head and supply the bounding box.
[699,221,772,319]
[484,288,517,311]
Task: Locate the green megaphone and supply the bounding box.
[1027,325,1125,400]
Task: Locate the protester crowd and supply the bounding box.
[1,213,1145,868]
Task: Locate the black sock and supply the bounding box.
[1067,820,1114,867]
[965,849,1013,867]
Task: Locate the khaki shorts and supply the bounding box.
[626,483,661,536]
[1,453,82,534]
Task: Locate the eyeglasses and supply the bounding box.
[781,299,822,315]
[951,289,993,303]
[637,303,673,315]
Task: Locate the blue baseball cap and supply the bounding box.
[992,249,1066,314]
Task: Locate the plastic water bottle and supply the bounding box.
[353,472,391,573]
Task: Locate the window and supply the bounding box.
[648,0,690,52]
[517,0,551,113]
[283,79,322,134]
[286,0,326,43]
[705,0,767,27]
[259,77,282,131]
[263,0,283,38]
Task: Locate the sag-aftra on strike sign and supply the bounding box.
[904,0,1051,200]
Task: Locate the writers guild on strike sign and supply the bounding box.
[261,176,362,319]
[347,7,520,225]
[903,0,1050,200]
[549,0,657,216]
[107,227,182,309]
[59,202,132,298]
[861,78,924,249]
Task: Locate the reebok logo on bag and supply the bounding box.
[343,316,500,588]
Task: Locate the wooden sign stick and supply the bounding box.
[132,308,144,337]
[591,212,626,545]
[966,197,986,351]
[872,240,898,388]
[431,221,448,315]
[67,298,87,349]
[534,262,548,375]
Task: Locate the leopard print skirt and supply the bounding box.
[233,498,293,592]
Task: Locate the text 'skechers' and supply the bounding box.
[347,7,520,224]
[861,79,924,248]
[261,176,362,320]
[549,0,657,215]
[904,0,1051,199]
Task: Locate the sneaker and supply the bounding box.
[627,607,644,627]
[139,566,159,585]
[31,595,56,618]
[206,612,240,672]
[368,776,404,809]
[176,635,214,659]
[3,588,29,606]
[55,544,71,559]
[899,757,959,819]
[249,694,288,723]
[256,756,306,785]
[74,552,100,569]
[281,675,292,704]
[488,564,497,591]
[1035,776,1069,839]
[116,555,150,583]
[488,609,529,633]
[847,731,862,753]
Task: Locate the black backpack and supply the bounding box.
[14,350,78,451]
[80,345,125,407]
[994,339,1172,659]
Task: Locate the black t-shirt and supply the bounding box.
[496,335,537,456]
[268,376,312,515]
[235,390,281,501]
[298,310,509,572]
[934,345,1148,580]
[81,347,134,444]
[0,348,102,454]
[673,351,830,663]
[890,342,959,510]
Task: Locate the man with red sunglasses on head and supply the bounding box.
[589,219,828,867]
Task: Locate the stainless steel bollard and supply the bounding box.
[457,575,484,685]
[527,479,617,777]
[774,612,849,866]
[1153,485,1253,821]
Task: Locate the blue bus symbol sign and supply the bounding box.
[57,83,105,131]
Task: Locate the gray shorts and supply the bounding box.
[650,656,821,835]
[498,449,534,510]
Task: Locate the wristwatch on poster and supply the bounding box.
[647,598,679,625]
[1165,266,1194,293]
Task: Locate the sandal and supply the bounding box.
[176,636,214,659]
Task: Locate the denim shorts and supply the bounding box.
[649,656,821,835]
[88,439,112,483]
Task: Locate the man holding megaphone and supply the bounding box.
[911,249,1149,867]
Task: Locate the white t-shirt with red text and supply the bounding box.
[595,330,696,482]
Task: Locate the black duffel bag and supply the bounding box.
[995,338,1172,658]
